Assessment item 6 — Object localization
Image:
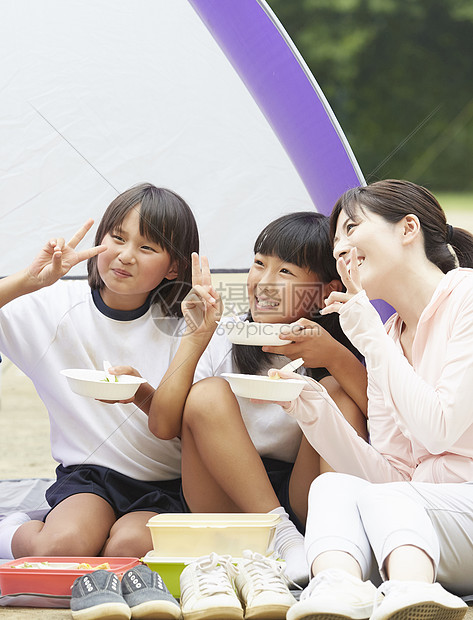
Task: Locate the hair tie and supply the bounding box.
[446,224,454,244]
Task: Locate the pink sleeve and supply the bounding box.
[283,377,410,482]
[339,289,473,454]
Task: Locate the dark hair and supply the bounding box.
[330,179,473,272]
[233,211,349,375]
[254,211,339,282]
[87,183,199,317]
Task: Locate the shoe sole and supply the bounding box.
[130,600,181,619]
[287,613,370,620]
[245,603,293,619]
[71,602,131,620]
[181,608,244,620]
[375,602,467,620]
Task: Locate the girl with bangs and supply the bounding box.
[148,211,368,586]
[0,182,201,561]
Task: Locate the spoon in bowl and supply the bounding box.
[103,360,111,373]
[268,357,305,381]
[279,358,305,373]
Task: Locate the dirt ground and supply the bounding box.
[0,608,73,618]
[0,360,56,480]
[0,606,471,620]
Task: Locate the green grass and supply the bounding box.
[436,192,473,212]
[434,192,473,233]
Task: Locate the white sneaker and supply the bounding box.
[271,509,309,586]
[370,580,468,620]
[287,569,382,620]
[179,553,243,620]
[233,550,297,619]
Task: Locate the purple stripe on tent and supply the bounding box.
[190,0,393,322]
[188,0,364,217]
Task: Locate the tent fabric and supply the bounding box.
[189,0,364,212]
[0,0,363,277]
[0,478,51,521]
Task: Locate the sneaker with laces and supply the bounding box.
[70,569,131,620]
[286,568,382,620]
[179,553,244,620]
[121,564,181,619]
[370,580,468,620]
[271,508,309,586]
[233,550,297,619]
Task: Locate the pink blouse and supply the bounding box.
[284,268,473,483]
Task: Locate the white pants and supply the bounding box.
[305,472,473,596]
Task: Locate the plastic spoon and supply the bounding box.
[103,360,119,383]
[279,358,305,373]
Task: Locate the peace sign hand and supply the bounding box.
[27,219,106,288]
[181,253,223,337]
[321,247,363,315]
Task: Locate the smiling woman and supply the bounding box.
[284,180,473,620]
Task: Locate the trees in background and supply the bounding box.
[267,0,473,190]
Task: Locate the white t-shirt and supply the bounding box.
[0,280,211,481]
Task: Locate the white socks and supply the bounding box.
[269,506,309,586]
[0,512,30,559]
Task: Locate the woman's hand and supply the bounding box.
[249,368,297,407]
[181,253,223,338]
[27,219,106,288]
[262,318,338,368]
[321,247,363,314]
[250,368,324,408]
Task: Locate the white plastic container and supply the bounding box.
[222,372,306,401]
[60,369,147,400]
[146,513,280,558]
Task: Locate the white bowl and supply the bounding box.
[222,372,306,401]
[60,369,147,400]
[218,321,294,346]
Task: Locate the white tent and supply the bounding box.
[0,0,363,276]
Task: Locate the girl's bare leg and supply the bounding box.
[102,511,157,558]
[181,377,280,513]
[289,435,325,525]
[181,376,309,584]
[11,493,116,557]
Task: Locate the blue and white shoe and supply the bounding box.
[70,569,131,620]
[121,564,181,619]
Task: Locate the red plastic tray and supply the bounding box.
[0,556,140,596]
